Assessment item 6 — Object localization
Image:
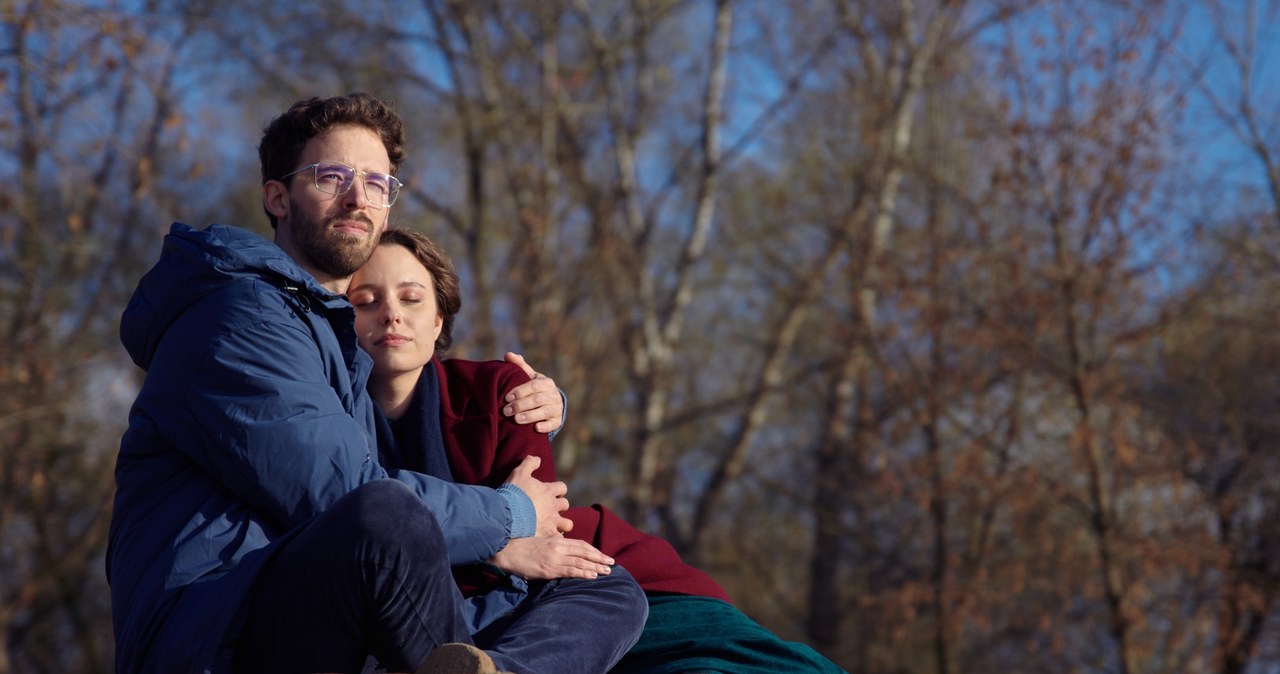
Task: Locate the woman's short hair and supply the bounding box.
[378,228,461,353]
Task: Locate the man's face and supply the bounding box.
[268,124,393,292]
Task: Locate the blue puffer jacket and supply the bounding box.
[108,223,512,673]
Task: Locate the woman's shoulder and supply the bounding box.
[438,358,532,405]
[440,357,530,382]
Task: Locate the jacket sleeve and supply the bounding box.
[488,364,558,484]
[440,359,557,488]
[168,305,509,565]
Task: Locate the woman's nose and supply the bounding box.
[382,304,400,324]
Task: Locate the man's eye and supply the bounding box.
[365,175,391,195]
[317,167,351,184]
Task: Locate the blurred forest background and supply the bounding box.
[3,0,1280,672]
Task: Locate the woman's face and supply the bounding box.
[349,243,443,379]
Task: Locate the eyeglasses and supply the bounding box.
[280,161,403,208]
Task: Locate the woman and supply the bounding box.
[348,230,645,674]
[350,228,847,674]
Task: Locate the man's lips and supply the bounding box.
[375,333,412,346]
[332,219,372,235]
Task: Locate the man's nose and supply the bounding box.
[342,179,371,209]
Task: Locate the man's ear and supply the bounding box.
[263,181,289,220]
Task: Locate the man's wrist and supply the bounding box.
[547,387,567,440]
[496,483,536,538]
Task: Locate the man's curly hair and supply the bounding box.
[258,92,406,229]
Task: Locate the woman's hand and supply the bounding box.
[502,352,564,434]
[492,535,615,580]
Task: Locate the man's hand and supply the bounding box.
[503,352,564,434]
[504,456,573,536]
[491,536,615,580]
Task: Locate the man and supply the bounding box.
[107,93,645,674]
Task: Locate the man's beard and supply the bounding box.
[289,202,379,279]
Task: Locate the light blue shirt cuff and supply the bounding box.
[496,483,536,538]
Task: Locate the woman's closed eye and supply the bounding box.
[348,292,379,309]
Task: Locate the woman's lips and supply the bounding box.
[376,333,412,346]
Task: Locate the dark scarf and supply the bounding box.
[374,361,454,482]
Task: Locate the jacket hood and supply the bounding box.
[120,222,339,370]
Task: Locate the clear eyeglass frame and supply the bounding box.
[280,161,403,208]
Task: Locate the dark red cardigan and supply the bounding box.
[435,358,729,602]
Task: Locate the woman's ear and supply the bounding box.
[263,181,289,220]
[433,313,444,340]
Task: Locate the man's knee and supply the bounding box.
[599,565,649,638]
[343,480,446,555]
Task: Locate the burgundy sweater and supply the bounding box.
[433,357,729,601]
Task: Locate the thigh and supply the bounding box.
[233,480,469,674]
[476,565,648,674]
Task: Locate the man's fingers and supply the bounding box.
[504,384,563,433]
[497,536,615,579]
[506,455,541,482]
[564,563,612,578]
[521,455,542,472]
[566,541,614,566]
[504,352,536,379]
[503,354,553,404]
[554,540,614,577]
[503,391,551,417]
[505,379,555,405]
[504,376,556,404]
[501,371,563,435]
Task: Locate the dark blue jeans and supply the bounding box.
[232,480,648,674]
[474,566,648,674]
[233,480,470,673]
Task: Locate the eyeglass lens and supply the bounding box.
[314,162,399,206]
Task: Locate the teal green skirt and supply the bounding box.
[610,595,848,674]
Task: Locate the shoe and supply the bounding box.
[414,643,512,674]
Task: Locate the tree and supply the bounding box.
[8,1,1280,671]
[0,2,246,670]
